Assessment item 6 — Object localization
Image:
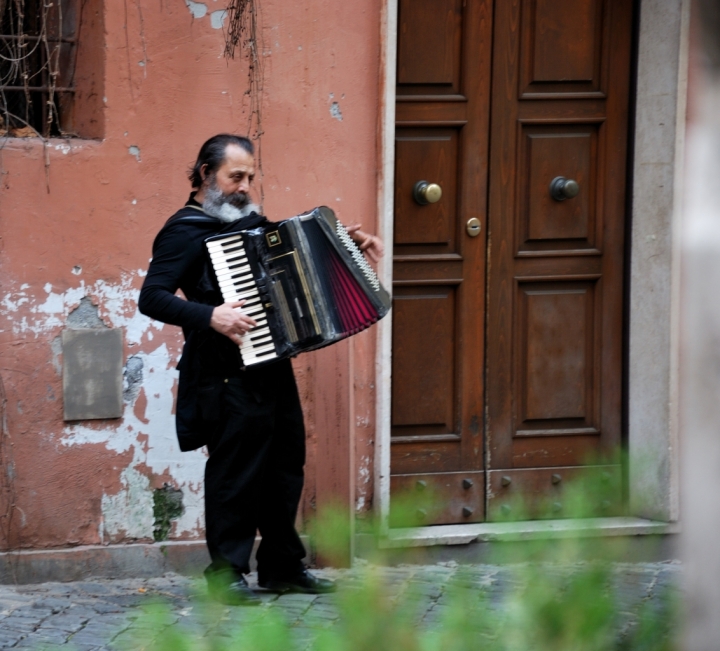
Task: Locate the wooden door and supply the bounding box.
[390,0,633,525]
[390,0,493,525]
[485,0,633,519]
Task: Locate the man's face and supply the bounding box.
[204,144,255,205]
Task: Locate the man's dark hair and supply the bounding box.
[188,134,254,188]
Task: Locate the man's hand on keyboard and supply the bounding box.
[211,301,258,344]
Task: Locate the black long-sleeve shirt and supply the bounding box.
[138,195,269,376]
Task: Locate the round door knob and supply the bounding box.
[549,176,580,201]
[413,180,442,205]
[466,218,481,237]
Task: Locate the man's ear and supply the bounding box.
[199,164,208,183]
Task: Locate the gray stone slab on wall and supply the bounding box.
[62,328,123,421]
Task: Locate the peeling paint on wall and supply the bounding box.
[0,275,206,544]
[1,273,157,344]
[330,102,343,121]
[67,297,107,329]
[101,465,153,541]
[356,455,371,512]
[183,2,226,30]
[184,0,207,19]
[62,343,205,541]
[123,356,144,403]
[210,10,227,30]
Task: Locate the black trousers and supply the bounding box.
[200,358,307,577]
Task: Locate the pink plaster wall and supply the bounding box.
[0,0,381,551]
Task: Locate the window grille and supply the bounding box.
[0,0,78,138]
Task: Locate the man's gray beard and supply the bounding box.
[202,181,259,223]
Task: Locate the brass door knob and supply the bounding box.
[413,180,442,205]
[466,218,481,237]
[549,176,580,201]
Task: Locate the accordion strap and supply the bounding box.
[171,215,220,224]
[169,207,219,225]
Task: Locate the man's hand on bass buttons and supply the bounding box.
[210,301,258,345]
[346,224,385,264]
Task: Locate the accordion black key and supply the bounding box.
[205,206,392,367]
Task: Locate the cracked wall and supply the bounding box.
[0,0,381,551]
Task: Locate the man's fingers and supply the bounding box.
[238,320,257,332]
[229,300,247,309]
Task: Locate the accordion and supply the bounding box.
[205,206,392,367]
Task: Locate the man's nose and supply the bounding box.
[239,178,251,193]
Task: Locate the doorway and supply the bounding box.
[390,0,633,525]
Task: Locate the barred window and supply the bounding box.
[0,0,79,138]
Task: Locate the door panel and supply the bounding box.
[487,465,621,520]
[391,0,492,524]
[397,0,464,89]
[394,129,458,247]
[391,286,456,432]
[391,471,486,526]
[519,125,598,248]
[485,0,631,517]
[516,279,600,434]
[520,0,606,97]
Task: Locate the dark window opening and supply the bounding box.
[0,0,79,138]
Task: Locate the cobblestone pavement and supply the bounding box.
[0,562,681,650]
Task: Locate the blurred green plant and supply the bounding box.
[96,452,678,651]
[113,555,677,651]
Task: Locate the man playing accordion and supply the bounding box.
[138,134,383,605]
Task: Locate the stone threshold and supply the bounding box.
[381,517,681,548]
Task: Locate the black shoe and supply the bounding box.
[205,569,261,606]
[258,568,336,594]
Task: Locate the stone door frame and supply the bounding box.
[374,0,689,535]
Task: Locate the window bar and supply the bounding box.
[0,35,77,44]
[0,86,74,92]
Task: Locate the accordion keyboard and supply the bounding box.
[206,234,279,366]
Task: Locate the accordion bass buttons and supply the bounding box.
[413,180,442,205]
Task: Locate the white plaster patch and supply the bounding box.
[210,10,227,29]
[1,272,162,344]
[359,461,371,484]
[128,146,141,162]
[330,102,343,121]
[356,456,372,513]
[185,0,207,18]
[101,466,154,540]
